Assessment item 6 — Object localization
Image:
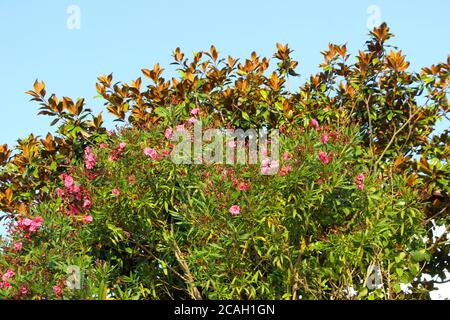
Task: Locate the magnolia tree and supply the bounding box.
[0,24,449,299]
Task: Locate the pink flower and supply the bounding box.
[162,149,170,157]
[20,218,33,227]
[261,148,268,156]
[82,198,92,210]
[84,146,92,156]
[165,127,174,139]
[56,188,64,198]
[144,148,160,160]
[99,143,108,149]
[109,153,119,162]
[85,153,96,170]
[357,173,365,181]
[283,152,291,160]
[3,269,15,280]
[20,286,28,295]
[321,133,329,144]
[112,188,121,195]
[64,175,74,188]
[187,117,197,124]
[118,142,126,152]
[107,130,116,137]
[279,164,293,176]
[310,119,320,129]
[176,124,185,132]
[237,183,250,191]
[0,281,11,289]
[53,285,63,296]
[227,140,237,148]
[29,217,43,232]
[68,204,80,215]
[82,215,93,224]
[318,151,331,164]
[190,108,200,116]
[357,183,365,190]
[14,242,22,251]
[229,205,241,216]
[260,158,279,175]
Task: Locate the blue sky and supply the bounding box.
[0,0,449,147]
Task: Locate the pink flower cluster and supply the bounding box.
[84,146,96,170]
[356,173,365,190]
[261,158,279,175]
[279,164,293,176]
[310,118,320,130]
[0,269,15,289]
[229,205,240,216]
[318,151,331,164]
[165,127,173,139]
[57,174,93,224]
[144,147,160,160]
[17,216,43,233]
[321,133,329,144]
[109,142,126,162]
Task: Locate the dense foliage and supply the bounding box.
[0,24,448,299]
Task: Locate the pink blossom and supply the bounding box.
[310,118,320,129]
[118,142,126,152]
[321,133,329,144]
[29,217,43,232]
[227,140,237,148]
[56,188,64,198]
[112,188,121,195]
[165,127,174,139]
[109,153,119,162]
[279,164,293,176]
[283,152,291,160]
[64,175,74,188]
[357,183,365,190]
[162,149,170,157]
[260,158,279,175]
[82,215,93,224]
[187,117,197,124]
[68,204,80,215]
[229,205,241,216]
[357,173,365,181]
[0,281,11,289]
[3,269,15,280]
[99,143,108,149]
[20,286,28,295]
[261,148,268,156]
[82,198,92,210]
[176,124,185,132]
[190,108,200,115]
[53,285,63,296]
[20,218,33,227]
[237,183,250,191]
[85,153,96,170]
[318,151,331,164]
[14,242,22,251]
[144,148,160,160]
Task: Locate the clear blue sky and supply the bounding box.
[0,0,449,147]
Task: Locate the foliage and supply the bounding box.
[0,23,448,299]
